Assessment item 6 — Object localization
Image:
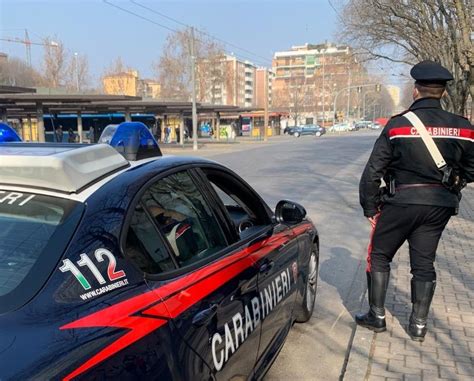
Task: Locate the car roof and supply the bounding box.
[0,143,217,200]
[0,143,129,193]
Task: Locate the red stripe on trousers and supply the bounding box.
[366,212,381,272]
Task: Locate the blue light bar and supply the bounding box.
[104,122,162,161]
[0,123,22,143]
[98,124,119,144]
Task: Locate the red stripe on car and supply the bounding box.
[60,224,311,380]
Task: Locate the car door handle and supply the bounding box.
[192,304,218,327]
[278,239,290,250]
[259,259,274,274]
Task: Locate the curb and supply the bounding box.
[342,291,373,380]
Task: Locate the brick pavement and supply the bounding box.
[345,187,474,380]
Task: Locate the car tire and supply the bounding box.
[294,132,300,137]
[295,244,319,323]
[315,131,321,137]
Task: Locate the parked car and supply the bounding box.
[348,123,359,131]
[371,122,382,129]
[291,124,326,137]
[0,122,319,381]
[330,122,351,132]
[355,120,373,129]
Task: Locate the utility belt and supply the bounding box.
[386,176,465,197]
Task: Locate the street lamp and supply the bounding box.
[363,91,375,120]
[333,83,382,127]
[74,52,79,92]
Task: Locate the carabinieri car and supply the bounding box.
[0,122,319,381]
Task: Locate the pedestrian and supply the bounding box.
[184,125,189,140]
[67,128,76,143]
[152,122,160,142]
[356,61,474,342]
[88,126,95,143]
[55,125,64,143]
[175,126,180,143]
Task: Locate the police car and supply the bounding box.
[0,122,319,380]
[0,122,22,142]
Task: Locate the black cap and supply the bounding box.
[410,60,453,88]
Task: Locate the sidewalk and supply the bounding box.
[345,187,474,381]
[160,134,292,156]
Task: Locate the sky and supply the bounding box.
[0,0,341,83]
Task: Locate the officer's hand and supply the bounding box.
[367,214,380,228]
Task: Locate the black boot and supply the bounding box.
[408,280,436,342]
[356,271,390,333]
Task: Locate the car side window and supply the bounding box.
[203,168,271,240]
[125,203,177,274]
[141,171,228,267]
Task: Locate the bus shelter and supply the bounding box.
[0,94,263,144]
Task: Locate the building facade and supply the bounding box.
[103,70,161,99]
[255,68,274,109]
[272,43,366,125]
[139,79,161,99]
[198,55,257,108]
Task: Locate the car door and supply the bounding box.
[198,166,301,373]
[128,169,262,380]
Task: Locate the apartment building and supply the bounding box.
[255,68,274,109]
[272,42,365,124]
[198,55,257,108]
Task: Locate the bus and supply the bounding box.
[44,113,157,142]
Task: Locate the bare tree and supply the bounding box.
[196,38,234,104]
[340,0,473,115]
[153,28,226,101]
[101,57,134,95]
[103,56,130,76]
[0,56,43,87]
[42,36,67,88]
[272,74,313,126]
[65,53,90,92]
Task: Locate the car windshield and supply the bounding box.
[0,191,82,309]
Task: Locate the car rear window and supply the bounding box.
[0,191,83,312]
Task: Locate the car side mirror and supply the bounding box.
[275,200,306,224]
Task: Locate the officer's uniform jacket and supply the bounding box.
[360,97,474,217]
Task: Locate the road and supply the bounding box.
[165,131,380,380]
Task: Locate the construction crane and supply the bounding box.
[0,29,58,66]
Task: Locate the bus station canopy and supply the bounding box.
[0,85,37,94]
[0,94,263,118]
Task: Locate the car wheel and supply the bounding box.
[315,131,321,137]
[294,132,300,137]
[295,244,319,323]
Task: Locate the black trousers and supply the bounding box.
[367,204,453,282]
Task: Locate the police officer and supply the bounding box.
[356,60,474,341]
